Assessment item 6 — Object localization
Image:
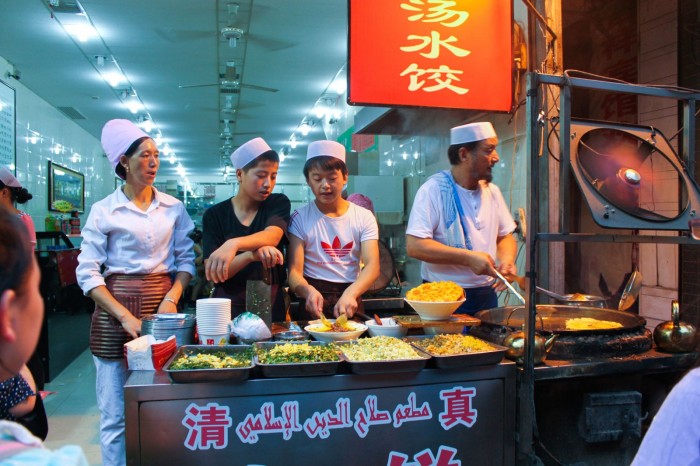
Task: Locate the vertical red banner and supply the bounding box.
[348,0,513,112]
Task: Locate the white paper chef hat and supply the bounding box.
[101,119,150,179]
[450,122,497,145]
[230,137,275,170]
[0,166,22,188]
[306,140,345,163]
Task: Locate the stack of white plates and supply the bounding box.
[196,298,231,345]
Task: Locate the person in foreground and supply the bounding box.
[76,119,195,466]
[203,137,290,320]
[631,363,700,465]
[406,122,517,315]
[287,140,379,319]
[0,207,88,465]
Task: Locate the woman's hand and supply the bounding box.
[119,312,142,339]
[157,299,178,314]
[252,246,284,269]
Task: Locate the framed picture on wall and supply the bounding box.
[48,161,85,213]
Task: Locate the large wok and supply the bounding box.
[473,305,652,360]
[475,305,647,335]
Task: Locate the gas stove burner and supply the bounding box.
[570,120,700,230]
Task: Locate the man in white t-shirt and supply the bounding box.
[288,141,380,319]
[406,122,517,315]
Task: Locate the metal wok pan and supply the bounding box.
[475,305,647,336]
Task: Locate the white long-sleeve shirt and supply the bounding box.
[76,187,196,295]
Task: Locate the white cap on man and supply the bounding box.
[450,122,497,145]
[230,137,274,170]
[306,140,345,163]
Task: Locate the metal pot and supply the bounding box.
[502,329,557,365]
[653,300,697,353]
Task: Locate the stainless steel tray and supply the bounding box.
[254,341,341,378]
[335,341,429,375]
[405,336,506,369]
[163,345,253,383]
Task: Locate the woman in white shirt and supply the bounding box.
[76,119,195,466]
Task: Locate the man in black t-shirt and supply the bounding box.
[203,137,291,320]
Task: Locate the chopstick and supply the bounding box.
[494,270,526,304]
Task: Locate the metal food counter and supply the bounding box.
[125,362,517,466]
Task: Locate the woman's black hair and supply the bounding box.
[115,136,151,179]
[0,207,32,297]
[447,141,480,165]
[303,156,348,179]
[0,181,33,204]
[241,150,280,173]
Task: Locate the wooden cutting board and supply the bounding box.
[392,314,480,328]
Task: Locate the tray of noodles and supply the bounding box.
[336,336,430,375]
[405,335,507,369]
[163,345,254,383]
[254,341,341,377]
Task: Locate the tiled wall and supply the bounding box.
[0,55,114,233]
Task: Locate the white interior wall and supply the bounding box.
[0,55,113,232]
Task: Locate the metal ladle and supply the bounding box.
[535,286,570,302]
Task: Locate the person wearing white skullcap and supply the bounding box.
[406,122,517,315]
[76,119,195,466]
[0,167,36,245]
[287,140,379,320]
[202,137,290,320]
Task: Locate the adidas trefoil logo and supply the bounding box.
[321,236,353,258]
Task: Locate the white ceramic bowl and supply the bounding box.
[364,318,408,338]
[304,320,367,343]
[404,299,466,321]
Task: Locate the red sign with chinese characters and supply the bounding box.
[348,0,513,112]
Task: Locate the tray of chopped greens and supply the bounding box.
[163,345,254,383]
[405,335,506,369]
[254,341,341,377]
[336,336,430,375]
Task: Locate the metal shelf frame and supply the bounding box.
[518,72,700,462]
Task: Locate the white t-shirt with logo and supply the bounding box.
[288,202,379,283]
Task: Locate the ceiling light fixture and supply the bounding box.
[63,22,97,42]
[221,26,244,48]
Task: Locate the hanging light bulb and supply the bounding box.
[300,122,311,136]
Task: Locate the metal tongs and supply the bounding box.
[494,270,526,304]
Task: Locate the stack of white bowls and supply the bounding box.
[196,298,231,345]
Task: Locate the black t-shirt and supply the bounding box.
[202,193,291,317]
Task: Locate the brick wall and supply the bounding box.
[679,0,700,327]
